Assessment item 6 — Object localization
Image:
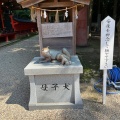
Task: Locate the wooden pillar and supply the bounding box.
[36,9,43,56]
[9,15,14,29]
[0,10,4,29]
[72,7,76,55]
[54,0,58,2]
[46,12,49,23]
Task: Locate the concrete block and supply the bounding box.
[24,55,83,110]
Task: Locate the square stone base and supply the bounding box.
[24,56,83,110]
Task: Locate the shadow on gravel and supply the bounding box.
[6,77,30,110]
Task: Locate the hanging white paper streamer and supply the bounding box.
[41,11,43,17]
[44,10,47,18]
[75,6,78,19]
[31,7,36,22]
[55,10,59,23]
[65,7,68,18]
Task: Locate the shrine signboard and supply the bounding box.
[100,16,115,70]
[100,16,115,104]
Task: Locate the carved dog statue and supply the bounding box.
[41,47,71,65]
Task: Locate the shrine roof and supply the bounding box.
[16,0,90,8]
[71,0,90,5]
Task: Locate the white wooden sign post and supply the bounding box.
[100,16,115,104]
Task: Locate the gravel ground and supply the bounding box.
[0,35,120,120]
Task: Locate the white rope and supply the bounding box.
[31,4,84,12]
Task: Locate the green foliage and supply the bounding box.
[80,68,100,83]
[12,9,30,20]
[92,0,119,22]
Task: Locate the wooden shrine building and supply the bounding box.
[16,0,90,55]
[20,0,90,110]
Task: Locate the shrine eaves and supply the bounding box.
[16,0,90,8]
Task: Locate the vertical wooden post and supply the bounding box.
[72,7,76,55]
[54,0,58,3]
[36,9,43,56]
[46,12,49,23]
[0,10,4,29]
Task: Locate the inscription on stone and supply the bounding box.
[42,22,73,38]
[36,82,73,103]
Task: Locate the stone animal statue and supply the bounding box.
[41,47,71,65]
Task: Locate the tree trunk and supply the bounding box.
[89,0,93,34]
[117,20,120,63]
[103,1,108,17]
[113,0,118,21]
[97,0,101,31]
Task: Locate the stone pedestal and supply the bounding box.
[24,55,83,110]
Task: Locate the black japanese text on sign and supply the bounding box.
[100,16,115,70]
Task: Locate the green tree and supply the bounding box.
[91,0,120,64]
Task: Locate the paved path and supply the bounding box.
[0,35,120,120]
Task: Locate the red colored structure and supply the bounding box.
[0,1,37,42]
[0,33,15,42]
[0,2,15,42]
[0,2,4,29]
[9,15,37,33]
[76,6,88,46]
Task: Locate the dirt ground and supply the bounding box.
[78,35,120,99]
